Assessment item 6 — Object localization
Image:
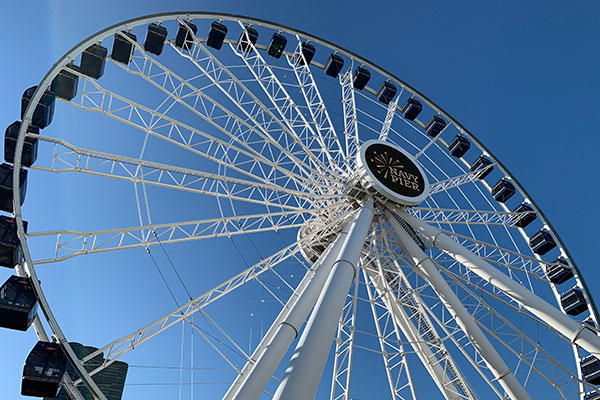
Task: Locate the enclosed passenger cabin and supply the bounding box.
[561,287,588,316]
[295,41,315,65]
[0,163,27,213]
[21,341,67,398]
[425,115,446,137]
[470,155,493,179]
[529,229,556,255]
[352,66,370,90]
[581,355,600,385]
[5,121,39,167]
[0,275,37,331]
[207,21,227,50]
[584,391,600,400]
[267,32,287,59]
[491,178,516,203]
[325,53,344,78]
[49,342,129,400]
[144,23,167,55]
[545,257,573,285]
[81,44,107,80]
[111,31,137,65]
[51,64,79,101]
[448,135,470,157]
[401,98,422,121]
[21,87,55,130]
[237,26,259,54]
[176,20,198,51]
[377,81,397,105]
[511,202,536,228]
[0,216,27,268]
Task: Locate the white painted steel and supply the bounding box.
[10,11,596,399]
[225,222,350,399]
[273,201,374,400]
[385,211,532,400]
[400,211,600,357]
[364,264,474,400]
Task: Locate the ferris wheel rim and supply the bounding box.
[10,10,598,400]
[14,11,593,320]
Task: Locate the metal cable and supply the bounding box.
[152,230,193,300]
[146,247,180,308]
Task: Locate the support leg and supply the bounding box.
[225,222,351,400]
[399,210,600,357]
[385,210,532,400]
[273,201,374,400]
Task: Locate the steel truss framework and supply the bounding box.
[10,11,599,400]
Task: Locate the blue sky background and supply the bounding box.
[1,1,599,399]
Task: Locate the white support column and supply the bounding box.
[225,222,351,400]
[273,200,374,400]
[385,211,532,400]
[399,210,600,357]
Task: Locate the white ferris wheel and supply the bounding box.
[3,11,600,400]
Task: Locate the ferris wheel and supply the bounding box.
[2,11,600,400]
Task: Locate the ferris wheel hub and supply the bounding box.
[356,140,429,207]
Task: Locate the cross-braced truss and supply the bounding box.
[13,13,598,400]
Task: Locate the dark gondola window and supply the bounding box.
[21,341,67,397]
[175,21,198,51]
[0,275,37,331]
[144,23,167,56]
[207,21,228,50]
[21,87,55,129]
[295,41,315,65]
[352,66,371,90]
[80,44,108,80]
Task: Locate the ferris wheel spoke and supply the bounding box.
[31,162,319,218]
[353,89,424,153]
[32,134,328,208]
[185,309,252,376]
[428,164,495,196]
[286,36,346,169]
[378,92,401,142]
[329,270,359,400]
[380,229,508,399]
[438,264,592,398]
[70,224,336,385]
[169,21,343,187]
[339,70,360,171]
[384,210,533,400]
[408,206,527,228]
[230,21,346,176]
[413,121,450,160]
[400,211,600,360]
[108,53,322,196]
[420,223,546,279]
[140,38,336,192]
[67,71,329,194]
[28,206,344,264]
[371,227,476,400]
[362,267,417,400]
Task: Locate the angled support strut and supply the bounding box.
[385,210,532,400]
[398,210,600,357]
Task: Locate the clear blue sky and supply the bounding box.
[1,1,599,399]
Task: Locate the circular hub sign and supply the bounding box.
[357,140,429,206]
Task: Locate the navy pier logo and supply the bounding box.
[364,143,425,198]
